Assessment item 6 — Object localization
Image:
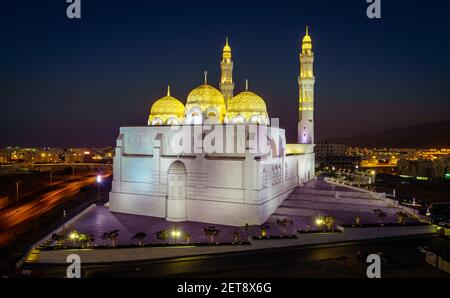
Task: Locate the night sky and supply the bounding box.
[1,0,450,147]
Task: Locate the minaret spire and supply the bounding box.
[204,71,208,84]
[167,85,171,96]
[298,26,315,144]
[220,36,235,108]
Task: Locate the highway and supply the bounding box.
[0,172,110,247]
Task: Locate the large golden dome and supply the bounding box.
[226,88,269,124]
[148,86,185,125]
[185,83,226,120]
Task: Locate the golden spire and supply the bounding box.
[245,79,248,91]
[204,70,208,84]
[302,25,312,54]
[167,85,171,97]
[223,36,232,61]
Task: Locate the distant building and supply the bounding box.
[315,142,360,170]
[398,157,449,180]
[315,142,346,157]
[64,148,87,163]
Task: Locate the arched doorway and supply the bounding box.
[166,161,187,221]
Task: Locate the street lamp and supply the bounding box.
[97,175,102,202]
[69,231,79,245]
[315,217,324,227]
[15,180,20,212]
[171,227,182,244]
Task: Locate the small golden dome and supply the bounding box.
[223,37,232,61]
[186,79,226,120]
[226,83,269,124]
[302,26,312,53]
[148,86,185,125]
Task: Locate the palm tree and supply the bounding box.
[132,232,147,246]
[323,216,336,231]
[51,233,66,248]
[156,230,169,242]
[396,211,408,225]
[260,227,267,237]
[231,229,240,243]
[373,209,387,226]
[354,216,362,227]
[78,233,95,248]
[101,229,120,247]
[204,226,220,244]
[185,233,192,244]
[277,218,293,234]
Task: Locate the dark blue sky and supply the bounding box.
[1,0,449,147]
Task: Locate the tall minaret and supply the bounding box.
[220,37,235,108]
[298,26,315,144]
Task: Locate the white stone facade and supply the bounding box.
[109,125,315,226]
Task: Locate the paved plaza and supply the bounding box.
[50,177,411,247]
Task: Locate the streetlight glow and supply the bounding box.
[97,175,102,183]
[315,217,324,226]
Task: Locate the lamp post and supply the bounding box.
[171,226,181,244]
[49,171,53,190]
[97,175,102,203]
[15,181,20,212]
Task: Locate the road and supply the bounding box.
[0,172,110,247]
[27,235,449,278]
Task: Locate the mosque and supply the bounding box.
[109,28,316,226]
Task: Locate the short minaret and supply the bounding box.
[220,37,235,108]
[298,26,315,144]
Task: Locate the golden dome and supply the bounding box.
[302,26,312,53]
[185,77,226,120]
[223,37,232,61]
[226,82,269,124]
[148,86,185,125]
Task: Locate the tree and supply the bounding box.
[276,218,293,234]
[354,216,362,227]
[185,233,192,244]
[323,216,336,231]
[132,232,147,246]
[51,233,66,248]
[260,227,267,237]
[156,230,169,242]
[373,209,387,226]
[396,211,408,225]
[204,226,221,244]
[231,229,240,243]
[78,233,95,248]
[101,229,119,247]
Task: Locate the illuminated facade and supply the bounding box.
[109,29,316,226]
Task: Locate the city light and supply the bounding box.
[97,175,102,183]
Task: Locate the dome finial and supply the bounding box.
[167,85,171,96]
[306,25,309,36]
[204,70,208,84]
[226,36,229,46]
[245,79,249,91]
